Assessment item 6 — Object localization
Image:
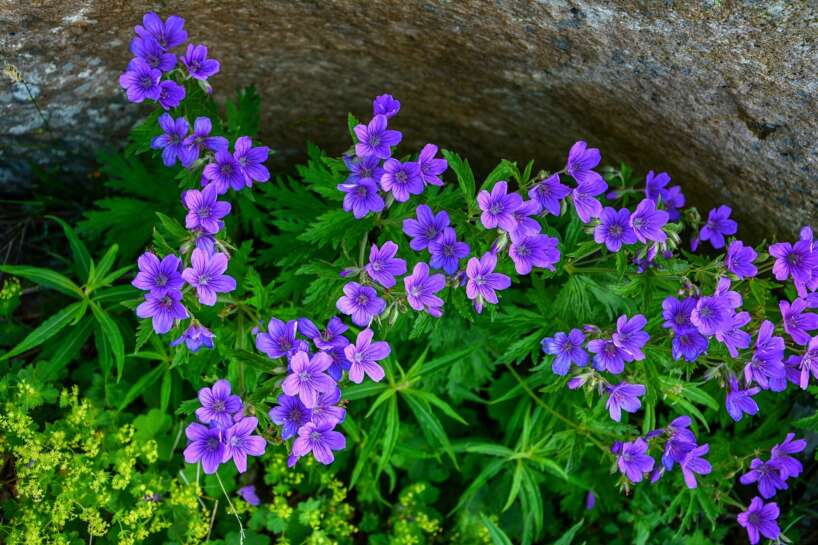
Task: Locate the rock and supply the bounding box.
[1,1,815,238]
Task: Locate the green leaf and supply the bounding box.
[504,461,525,511]
[343,382,388,401]
[552,519,584,545]
[1,301,85,360]
[0,265,83,298]
[480,514,513,545]
[36,315,95,380]
[348,404,387,487]
[403,392,457,467]
[411,346,476,378]
[453,458,505,512]
[376,396,400,477]
[48,215,91,282]
[347,112,360,141]
[91,302,125,380]
[160,369,172,412]
[407,389,468,425]
[442,149,476,210]
[118,364,164,411]
[454,441,514,457]
[88,244,119,290]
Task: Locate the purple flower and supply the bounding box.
[183,117,229,159]
[616,438,655,483]
[269,394,312,440]
[238,485,261,506]
[565,140,603,186]
[365,241,407,289]
[795,336,818,389]
[770,433,806,479]
[336,282,386,326]
[256,318,301,359]
[322,345,351,381]
[672,330,709,362]
[737,497,780,545]
[725,377,760,422]
[157,80,185,110]
[403,205,449,250]
[587,338,628,374]
[309,387,346,427]
[182,249,236,306]
[726,240,758,279]
[171,323,215,352]
[571,179,607,224]
[183,184,231,234]
[509,200,542,242]
[509,234,560,275]
[404,262,445,317]
[130,36,176,72]
[680,444,712,489]
[234,136,270,186]
[594,207,637,252]
[629,199,669,243]
[119,58,161,103]
[612,314,649,361]
[204,149,245,193]
[528,173,570,216]
[605,383,646,422]
[661,416,697,470]
[644,170,670,201]
[338,179,384,219]
[343,154,384,186]
[740,458,788,499]
[151,113,194,167]
[344,328,390,384]
[373,94,400,118]
[541,329,588,375]
[477,181,523,231]
[281,351,336,408]
[428,227,469,275]
[181,43,220,80]
[132,252,183,296]
[690,295,733,336]
[380,159,423,202]
[661,296,696,333]
[465,252,512,314]
[292,422,346,465]
[416,144,447,186]
[699,205,737,249]
[298,316,349,351]
[135,12,187,49]
[223,416,266,473]
[183,423,224,474]
[769,238,817,284]
[662,185,685,221]
[354,115,401,159]
[714,311,751,358]
[195,379,242,428]
[780,297,818,345]
[744,320,785,388]
[136,290,188,334]
[585,491,596,510]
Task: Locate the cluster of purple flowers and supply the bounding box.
[256,316,390,465]
[337,95,447,216]
[542,315,650,422]
[613,416,712,489]
[119,12,220,110]
[122,13,271,353]
[183,379,266,474]
[736,434,806,544]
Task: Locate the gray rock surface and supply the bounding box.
[1,1,816,238]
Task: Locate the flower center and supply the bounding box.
[489,204,502,215]
[213,400,225,412]
[310,431,322,441]
[156,274,168,287]
[197,207,211,219]
[207,437,220,450]
[609,225,623,236]
[220,163,234,176]
[140,76,154,89]
[396,171,407,183]
[355,295,369,306]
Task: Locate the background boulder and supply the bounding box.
[2,1,815,238]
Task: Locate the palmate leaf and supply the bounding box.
[441,149,475,213]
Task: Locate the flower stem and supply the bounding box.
[215,471,245,545]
